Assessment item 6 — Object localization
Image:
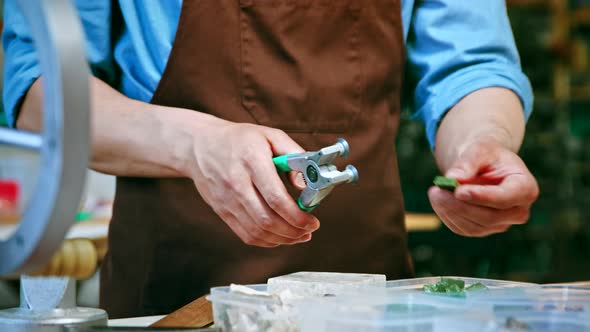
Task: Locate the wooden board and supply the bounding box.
[150,295,214,328]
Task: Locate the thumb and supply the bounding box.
[445,166,472,182]
[263,128,307,190]
[262,127,305,156]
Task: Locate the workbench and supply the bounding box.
[2,218,588,329]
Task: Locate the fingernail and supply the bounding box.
[296,234,311,243]
[306,224,318,231]
[446,168,465,179]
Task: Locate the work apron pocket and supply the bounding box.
[239,0,363,133]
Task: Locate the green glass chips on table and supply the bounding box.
[433,176,460,191]
[423,278,465,294]
[423,277,488,297]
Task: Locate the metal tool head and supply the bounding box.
[283,139,358,210]
[345,164,359,184]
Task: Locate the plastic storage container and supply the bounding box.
[297,277,538,331]
[385,277,535,292]
[207,279,589,331]
[384,279,590,316]
[485,286,590,331]
[207,284,297,332]
[484,285,590,316]
[488,310,590,331]
[298,291,496,332]
[298,285,590,332]
[208,272,387,331]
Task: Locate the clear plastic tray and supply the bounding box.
[535,285,590,303]
[489,310,590,332]
[386,276,535,291]
[207,279,589,331]
[383,278,590,316]
[298,291,495,332]
[298,287,590,332]
[486,285,590,315]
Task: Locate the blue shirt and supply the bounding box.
[3,0,533,147]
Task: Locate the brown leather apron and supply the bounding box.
[100,0,412,318]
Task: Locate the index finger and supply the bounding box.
[263,128,305,156]
[247,155,320,231]
[455,173,539,209]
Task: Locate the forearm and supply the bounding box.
[433,87,525,173]
[17,76,217,177]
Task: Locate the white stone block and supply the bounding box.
[267,272,386,298]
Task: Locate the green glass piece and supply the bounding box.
[423,278,467,297]
[433,176,460,191]
[440,277,465,289]
[423,278,489,297]
[465,282,488,292]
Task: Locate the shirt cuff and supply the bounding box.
[413,64,534,149]
[2,67,40,128]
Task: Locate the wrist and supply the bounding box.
[437,129,518,175]
[458,128,518,156]
[434,87,525,173]
[154,106,230,178]
[152,106,200,178]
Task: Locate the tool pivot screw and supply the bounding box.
[306,165,318,183]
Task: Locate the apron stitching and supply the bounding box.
[349,6,362,134]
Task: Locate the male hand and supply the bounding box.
[188,120,318,247]
[16,77,317,248]
[428,140,539,237]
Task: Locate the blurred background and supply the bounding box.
[401,0,590,282]
[0,0,589,310]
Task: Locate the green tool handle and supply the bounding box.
[297,197,318,212]
[272,154,292,172]
[273,154,318,212]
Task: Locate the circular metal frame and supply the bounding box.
[0,0,90,275]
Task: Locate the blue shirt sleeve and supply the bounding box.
[406,0,534,148]
[2,0,41,128]
[2,0,118,128]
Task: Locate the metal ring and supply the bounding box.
[0,0,90,276]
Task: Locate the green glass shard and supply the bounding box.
[465,282,488,292]
[433,176,460,191]
[440,277,465,289]
[423,278,488,296]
